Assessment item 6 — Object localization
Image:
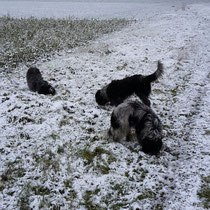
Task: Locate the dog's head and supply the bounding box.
[108,112,124,142]
[141,135,163,155]
[37,81,56,95]
[136,114,163,155]
[95,90,108,105]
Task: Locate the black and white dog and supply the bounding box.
[108,100,163,154]
[26,67,56,95]
[95,61,163,106]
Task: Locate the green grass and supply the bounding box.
[18,185,31,210]
[198,176,210,209]
[17,183,53,210]
[32,149,60,173]
[0,16,130,70]
[1,159,26,184]
[78,146,116,167]
[81,189,103,210]
[137,190,155,200]
[32,185,51,196]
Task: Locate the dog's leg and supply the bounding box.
[136,93,151,106]
[126,130,132,141]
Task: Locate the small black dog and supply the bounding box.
[26,67,56,95]
[108,100,163,154]
[95,61,163,106]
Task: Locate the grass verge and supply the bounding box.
[0,16,130,71]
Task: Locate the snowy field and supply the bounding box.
[0,0,207,20]
[0,0,210,209]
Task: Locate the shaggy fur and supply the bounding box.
[95,61,163,106]
[108,100,163,154]
[26,67,56,95]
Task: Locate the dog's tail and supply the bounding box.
[145,61,163,83]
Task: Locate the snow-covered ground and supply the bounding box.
[0,0,210,209]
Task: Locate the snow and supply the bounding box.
[0,0,210,209]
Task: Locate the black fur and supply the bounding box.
[109,100,163,155]
[96,61,163,106]
[26,67,56,95]
[141,136,163,154]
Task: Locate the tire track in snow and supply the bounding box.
[159,11,210,209]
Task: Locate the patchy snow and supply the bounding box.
[0,0,210,209]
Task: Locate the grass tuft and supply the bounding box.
[78,146,116,166]
[81,189,102,210]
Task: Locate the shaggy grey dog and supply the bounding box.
[26,67,56,95]
[108,100,163,154]
[95,61,163,106]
